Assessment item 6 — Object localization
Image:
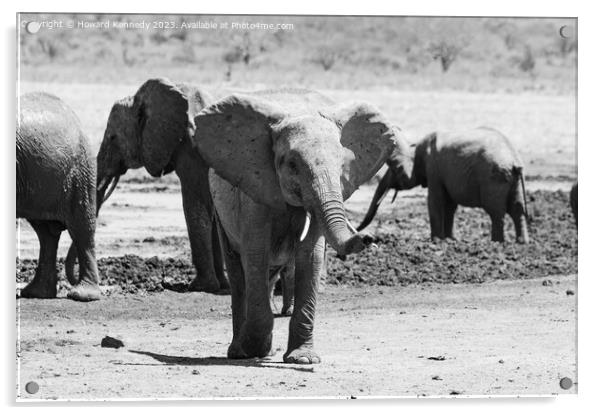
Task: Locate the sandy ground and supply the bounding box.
[16,274,576,400]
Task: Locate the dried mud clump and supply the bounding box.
[16,190,577,294]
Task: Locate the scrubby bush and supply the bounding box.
[427,40,463,72]
[312,46,338,71]
[519,45,536,74]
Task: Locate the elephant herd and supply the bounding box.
[16,78,577,363]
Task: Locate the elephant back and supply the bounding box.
[18,92,90,166]
[439,127,523,174]
[250,88,336,116]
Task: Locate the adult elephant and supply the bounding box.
[17,92,100,301]
[358,127,529,243]
[92,78,229,293]
[192,89,398,363]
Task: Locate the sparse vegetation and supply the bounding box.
[18,15,576,93]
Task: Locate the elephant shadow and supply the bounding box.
[126,350,315,372]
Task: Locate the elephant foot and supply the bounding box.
[227,337,273,360]
[67,282,101,302]
[243,332,272,358]
[228,331,273,359]
[218,280,231,294]
[280,308,293,317]
[284,346,321,364]
[19,280,57,299]
[227,341,249,359]
[516,235,529,244]
[187,276,221,294]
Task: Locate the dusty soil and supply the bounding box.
[16,275,577,400]
[15,159,577,400]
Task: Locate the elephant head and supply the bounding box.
[96,78,211,211]
[356,129,416,231]
[192,94,399,257]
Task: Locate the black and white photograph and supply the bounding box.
[14,10,578,400]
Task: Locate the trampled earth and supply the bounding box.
[16,182,577,399]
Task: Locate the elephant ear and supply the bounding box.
[192,94,288,210]
[134,78,189,177]
[176,83,213,118]
[324,102,397,200]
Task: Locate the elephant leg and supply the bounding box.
[443,198,458,240]
[284,228,324,365]
[20,220,61,299]
[318,248,327,293]
[488,212,505,243]
[220,230,247,359]
[268,269,280,315]
[280,260,295,316]
[179,172,222,294]
[427,184,446,241]
[510,211,529,244]
[211,218,230,290]
[508,189,530,244]
[66,217,101,302]
[234,210,273,359]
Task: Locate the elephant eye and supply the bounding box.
[287,160,298,174]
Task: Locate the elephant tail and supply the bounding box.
[65,242,79,286]
[515,166,530,222]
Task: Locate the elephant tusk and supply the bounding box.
[102,176,120,203]
[97,176,110,191]
[391,190,399,204]
[376,188,391,206]
[346,218,358,234]
[299,211,311,242]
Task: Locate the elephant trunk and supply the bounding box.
[357,167,394,232]
[310,173,373,257]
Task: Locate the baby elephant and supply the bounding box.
[17,92,100,301]
[358,127,529,243]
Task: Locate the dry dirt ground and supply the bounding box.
[15,181,577,400]
[17,275,576,400]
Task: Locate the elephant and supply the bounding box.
[570,183,577,225]
[269,261,295,316]
[358,127,530,244]
[17,92,101,301]
[94,78,229,294]
[192,88,397,363]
